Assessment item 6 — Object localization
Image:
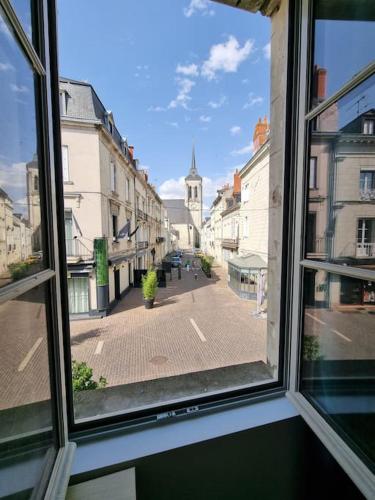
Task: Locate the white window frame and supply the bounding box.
[363,119,374,135]
[62,145,69,182]
[287,2,375,496]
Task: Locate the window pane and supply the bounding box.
[59,1,278,424]
[0,7,46,288]
[305,75,375,267]
[301,270,375,470]
[0,284,56,496]
[9,0,33,42]
[311,1,375,107]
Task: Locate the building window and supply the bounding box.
[34,175,39,191]
[363,119,374,135]
[109,120,113,135]
[309,157,317,189]
[188,186,192,199]
[125,177,130,200]
[59,90,68,115]
[68,276,89,313]
[112,214,118,239]
[194,186,198,198]
[110,161,116,192]
[360,170,375,198]
[62,145,69,182]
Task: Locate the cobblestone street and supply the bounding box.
[70,259,268,389]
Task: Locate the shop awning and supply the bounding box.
[228,253,267,270]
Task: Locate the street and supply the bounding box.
[70,256,268,389]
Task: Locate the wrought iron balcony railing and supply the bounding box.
[356,242,375,258]
[221,238,239,249]
[136,240,149,250]
[65,238,92,260]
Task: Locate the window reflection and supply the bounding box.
[0,7,45,288]
[312,1,375,107]
[0,284,53,441]
[306,75,375,268]
[301,270,375,468]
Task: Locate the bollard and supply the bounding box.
[178,265,181,280]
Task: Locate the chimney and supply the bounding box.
[128,146,134,159]
[313,66,327,103]
[233,169,241,195]
[253,116,269,153]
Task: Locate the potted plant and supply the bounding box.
[142,268,158,309]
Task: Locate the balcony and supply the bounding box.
[65,238,92,262]
[306,237,326,257]
[356,242,375,258]
[359,188,375,201]
[221,238,239,250]
[137,209,148,221]
[136,241,148,250]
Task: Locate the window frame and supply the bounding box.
[59,0,293,456]
[0,0,74,497]
[287,0,375,496]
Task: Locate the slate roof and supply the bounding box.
[185,145,202,181]
[163,199,193,225]
[59,78,126,156]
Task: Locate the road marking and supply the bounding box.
[18,337,43,372]
[305,312,326,325]
[331,329,352,343]
[94,340,104,355]
[189,318,207,342]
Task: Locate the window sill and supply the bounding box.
[70,396,297,478]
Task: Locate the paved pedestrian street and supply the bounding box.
[70,259,268,390]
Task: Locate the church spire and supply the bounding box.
[185,144,202,180]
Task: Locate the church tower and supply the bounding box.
[185,146,202,244]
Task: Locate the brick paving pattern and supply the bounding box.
[70,260,267,387]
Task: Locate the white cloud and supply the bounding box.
[199,115,211,123]
[201,36,254,80]
[0,162,27,194]
[159,166,244,214]
[0,62,14,71]
[148,105,166,112]
[263,42,271,60]
[166,121,179,128]
[231,143,254,156]
[208,95,226,109]
[183,0,215,18]
[10,83,29,93]
[230,125,241,136]
[159,176,186,199]
[168,78,195,109]
[243,92,263,109]
[176,63,199,77]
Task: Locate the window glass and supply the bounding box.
[312,1,375,107]
[0,6,46,288]
[301,270,375,470]
[305,75,375,267]
[9,0,33,42]
[0,284,56,496]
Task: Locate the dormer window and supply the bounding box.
[363,119,374,135]
[59,90,68,115]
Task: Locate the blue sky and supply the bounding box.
[57,0,270,208]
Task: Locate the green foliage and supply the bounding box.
[72,360,107,392]
[9,261,31,280]
[303,335,323,361]
[200,255,214,274]
[141,268,158,299]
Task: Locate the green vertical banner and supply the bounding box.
[94,237,109,312]
[94,237,109,286]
